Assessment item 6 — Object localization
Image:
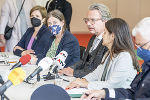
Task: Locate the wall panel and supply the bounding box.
[0,0,150,33]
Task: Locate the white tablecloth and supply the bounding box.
[0,52,79,100]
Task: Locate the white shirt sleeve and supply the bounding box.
[109,89,115,98]
[87,52,137,90]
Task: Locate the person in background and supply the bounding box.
[80,17,150,100]
[0,0,35,52]
[35,0,48,7]
[45,0,72,31]
[36,9,80,67]
[13,6,50,64]
[66,18,138,90]
[0,0,5,16]
[58,3,110,78]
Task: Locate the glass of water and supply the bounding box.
[54,73,63,87]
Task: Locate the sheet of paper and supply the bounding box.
[66,88,88,98]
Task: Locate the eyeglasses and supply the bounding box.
[135,40,150,50]
[83,18,102,24]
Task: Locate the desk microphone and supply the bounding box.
[43,51,68,80]
[50,51,68,74]
[0,68,26,95]
[10,54,31,70]
[26,57,53,82]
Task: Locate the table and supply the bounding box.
[0,52,79,100]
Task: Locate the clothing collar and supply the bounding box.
[32,24,47,31]
[96,32,103,40]
[141,61,150,73]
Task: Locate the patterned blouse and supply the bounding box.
[46,39,59,58]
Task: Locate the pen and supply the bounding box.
[8,61,17,63]
[0,61,5,63]
[65,88,70,90]
[62,78,70,82]
[84,93,89,96]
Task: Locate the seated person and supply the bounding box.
[58,3,111,78]
[13,6,51,64]
[66,18,139,90]
[80,17,150,100]
[37,9,80,67]
[45,0,72,31]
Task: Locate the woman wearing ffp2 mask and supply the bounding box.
[13,6,51,65]
[43,9,80,68]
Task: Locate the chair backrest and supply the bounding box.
[80,46,86,60]
[31,84,70,100]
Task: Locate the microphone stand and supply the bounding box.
[43,67,58,80]
[0,80,9,100]
[25,72,41,84]
[1,93,10,100]
[37,73,40,82]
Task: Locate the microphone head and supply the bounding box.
[19,54,31,65]
[55,51,68,62]
[8,68,26,85]
[53,57,65,70]
[38,57,53,70]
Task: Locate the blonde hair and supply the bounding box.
[30,5,47,19]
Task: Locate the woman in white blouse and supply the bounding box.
[66,18,139,90]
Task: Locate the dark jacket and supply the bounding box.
[71,35,108,78]
[45,0,72,31]
[37,29,80,67]
[14,25,51,60]
[104,61,150,100]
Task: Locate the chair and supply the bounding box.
[80,46,86,60]
[31,84,70,100]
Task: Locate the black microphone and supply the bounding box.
[26,57,53,82]
[0,75,4,84]
[10,54,31,70]
[0,80,12,95]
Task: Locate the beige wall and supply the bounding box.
[0,0,5,16]
[35,0,48,7]
[68,0,150,33]
[0,0,150,33]
[68,0,117,33]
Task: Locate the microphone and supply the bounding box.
[26,57,53,82]
[10,54,31,70]
[0,68,26,95]
[50,51,68,74]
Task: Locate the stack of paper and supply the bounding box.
[66,88,88,98]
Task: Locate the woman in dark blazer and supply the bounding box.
[38,9,80,67]
[13,6,51,64]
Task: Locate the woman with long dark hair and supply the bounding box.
[66,18,139,90]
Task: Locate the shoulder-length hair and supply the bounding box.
[105,18,139,71]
